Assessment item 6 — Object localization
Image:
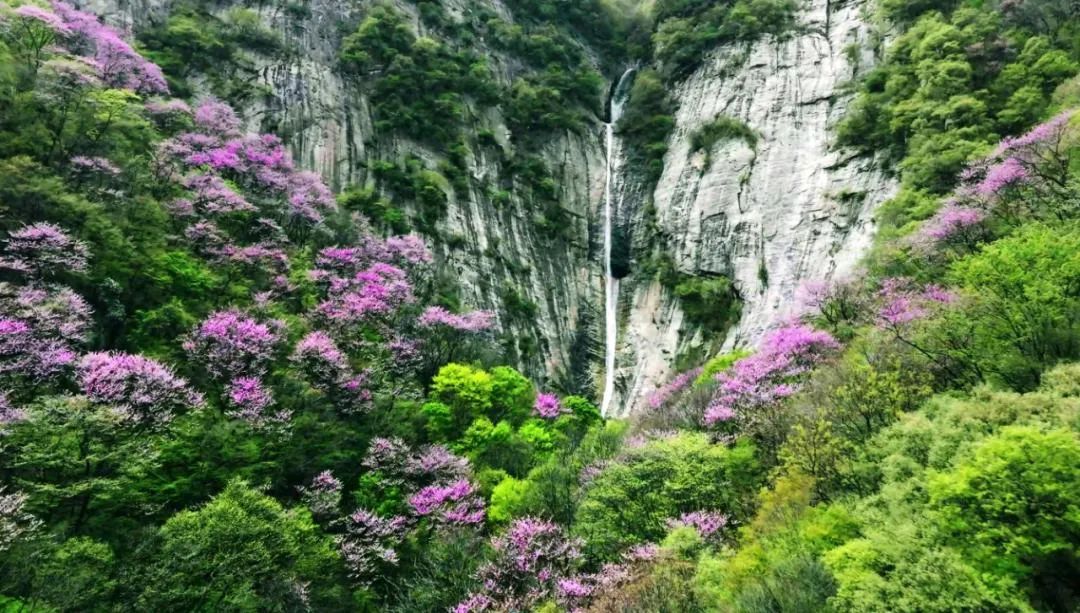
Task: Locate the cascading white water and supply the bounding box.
[600,69,635,417]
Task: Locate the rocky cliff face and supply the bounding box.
[612,0,896,415]
[78,0,893,413]
[78,0,612,389]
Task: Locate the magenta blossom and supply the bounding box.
[703,325,839,427]
[225,376,282,427]
[408,479,485,526]
[78,352,202,427]
[417,306,495,332]
[183,310,283,379]
[533,392,563,419]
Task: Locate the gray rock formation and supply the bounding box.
[80,0,894,414]
[613,0,896,415]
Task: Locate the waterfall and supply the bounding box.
[600,69,636,417]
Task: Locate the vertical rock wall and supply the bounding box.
[614,0,897,415]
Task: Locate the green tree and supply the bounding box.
[134,480,348,611]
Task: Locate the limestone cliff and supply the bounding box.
[612,0,896,415]
[77,0,894,413]
[78,0,611,389]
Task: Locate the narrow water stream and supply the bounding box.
[600,69,635,417]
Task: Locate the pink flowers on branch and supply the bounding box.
[408,479,485,525]
[0,223,89,278]
[457,517,583,612]
[78,352,202,428]
[183,310,283,380]
[49,1,168,94]
[666,510,729,541]
[875,277,956,329]
[703,324,839,427]
[533,392,563,420]
[417,306,495,333]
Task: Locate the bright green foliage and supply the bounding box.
[946,222,1080,389]
[617,69,675,182]
[575,433,761,559]
[134,480,347,610]
[652,0,799,79]
[690,115,758,165]
[490,366,536,424]
[824,540,1029,612]
[695,350,751,386]
[488,476,531,524]
[929,427,1080,594]
[672,274,741,333]
[429,363,495,437]
[694,473,856,611]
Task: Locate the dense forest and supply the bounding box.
[0,0,1078,611]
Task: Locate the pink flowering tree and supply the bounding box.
[183,309,283,380]
[77,352,202,428]
[50,1,168,94]
[340,438,485,585]
[338,509,410,585]
[299,470,344,520]
[666,510,729,543]
[456,517,584,612]
[952,110,1076,223]
[414,305,495,382]
[703,325,840,453]
[0,223,89,279]
[0,283,92,385]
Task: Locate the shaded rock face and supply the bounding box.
[80,0,893,412]
[79,0,612,388]
[613,0,897,416]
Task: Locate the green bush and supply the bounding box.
[574,433,762,560]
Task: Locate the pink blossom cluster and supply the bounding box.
[70,155,120,176]
[361,437,470,489]
[181,173,255,215]
[0,283,92,380]
[225,376,285,428]
[416,306,495,332]
[50,1,168,94]
[14,4,73,36]
[457,517,583,612]
[993,109,1075,158]
[0,392,28,436]
[876,277,957,328]
[703,324,840,427]
[408,479,485,525]
[948,110,1075,210]
[78,352,202,428]
[144,98,192,117]
[291,331,350,386]
[158,100,337,234]
[914,203,987,248]
[300,470,343,518]
[342,441,480,583]
[647,367,703,409]
[0,223,90,277]
[183,310,283,379]
[974,156,1030,196]
[666,510,729,539]
[313,263,415,334]
[315,236,432,275]
[533,392,563,419]
[338,509,410,584]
